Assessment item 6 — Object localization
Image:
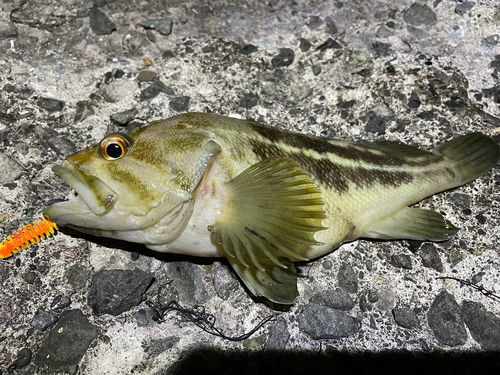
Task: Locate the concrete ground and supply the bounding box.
[1,0,500,374]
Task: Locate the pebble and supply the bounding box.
[375,25,393,38]
[408,91,421,109]
[169,96,190,112]
[87,269,153,316]
[312,65,322,76]
[337,262,358,293]
[166,262,210,305]
[419,243,443,272]
[51,295,71,310]
[264,316,290,350]
[35,309,99,371]
[74,101,95,123]
[404,4,437,27]
[89,7,116,35]
[375,288,395,311]
[427,290,467,346]
[65,264,90,290]
[325,17,338,35]
[316,38,342,51]
[271,48,295,68]
[393,306,421,329]
[455,2,476,16]
[298,304,361,339]
[462,300,500,350]
[35,127,77,156]
[310,288,356,311]
[211,261,240,300]
[37,97,65,112]
[140,80,174,101]
[0,21,18,39]
[31,310,57,331]
[139,18,173,36]
[13,348,32,370]
[239,44,258,55]
[137,70,158,82]
[0,156,23,185]
[110,108,138,126]
[391,253,413,269]
[239,93,260,108]
[364,112,387,135]
[299,38,311,52]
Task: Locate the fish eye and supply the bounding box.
[98,133,134,160]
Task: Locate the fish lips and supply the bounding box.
[44,160,118,221]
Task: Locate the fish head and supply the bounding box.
[44,121,220,244]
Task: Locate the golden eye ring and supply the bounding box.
[98,133,134,160]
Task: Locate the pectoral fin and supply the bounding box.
[211,157,327,304]
[364,207,458,241]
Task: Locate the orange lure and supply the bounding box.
[0,217,58,259]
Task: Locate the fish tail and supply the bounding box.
[435,133,500,187]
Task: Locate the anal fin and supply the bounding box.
[364,207,458,242]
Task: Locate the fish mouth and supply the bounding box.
[44,160,118,221]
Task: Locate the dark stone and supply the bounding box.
[0,21,18,39]
[482,86,500,103]
[450,193,471,209]
[427,290,467,346]
[140,80,174,101]
[264,316,290,350]
[211,262,240,300]
[74,101,95,123]
[169,96,190,112]
[89,7,116,35]
[312,65,322,76]
[37,97,65,112]
[24,271,38,284]
[3,83,15,92]
[391,253,413,269]
[299,38,311,52]
[271,48,295,68]
[419,243,443,272]
[404,4,437,26]
[65,264,90,290]
[239,93,260,108]
[364,113,387,135]
[375,25,393,38]
[371,41,393,58]
[337,263,358,294]
[310,288,355,310]
[143,337,180,358]
[298,304,361,339]
[36,126,77,155]
[139,18,173,36]
[166,262,210,305]
[316,38,342,51]
[455,2,476,16]
[134,308,158,327]
[354,68,372,77]
[137,70,158,82]
[239,44,258,55]
[462,300,500,350]
[359,294,370,312]
[51,295,71,310]
[87,269,153,316]
[481,35,499,46]
[367,289,379,303]
[110,108,138,126]
[408,91,421,109]
[325,17,338,35]
[416,110,435,120]
[13,348,32,369]
[35,309,99,371]
[31,310,57,331]
[393,306,421,329]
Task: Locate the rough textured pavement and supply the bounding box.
[1,0,500,374]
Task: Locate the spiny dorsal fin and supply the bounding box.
[212,157,327,304]
[364,207,458,242]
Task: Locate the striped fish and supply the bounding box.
[44,113,500,304]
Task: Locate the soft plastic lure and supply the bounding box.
[0,217,58,259]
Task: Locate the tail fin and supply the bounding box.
[435,133,500,186]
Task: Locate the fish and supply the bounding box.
[44,113,500,304]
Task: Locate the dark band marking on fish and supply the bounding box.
[249,122,442,167]
[105,163,157,202]
[249,140,414,193]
